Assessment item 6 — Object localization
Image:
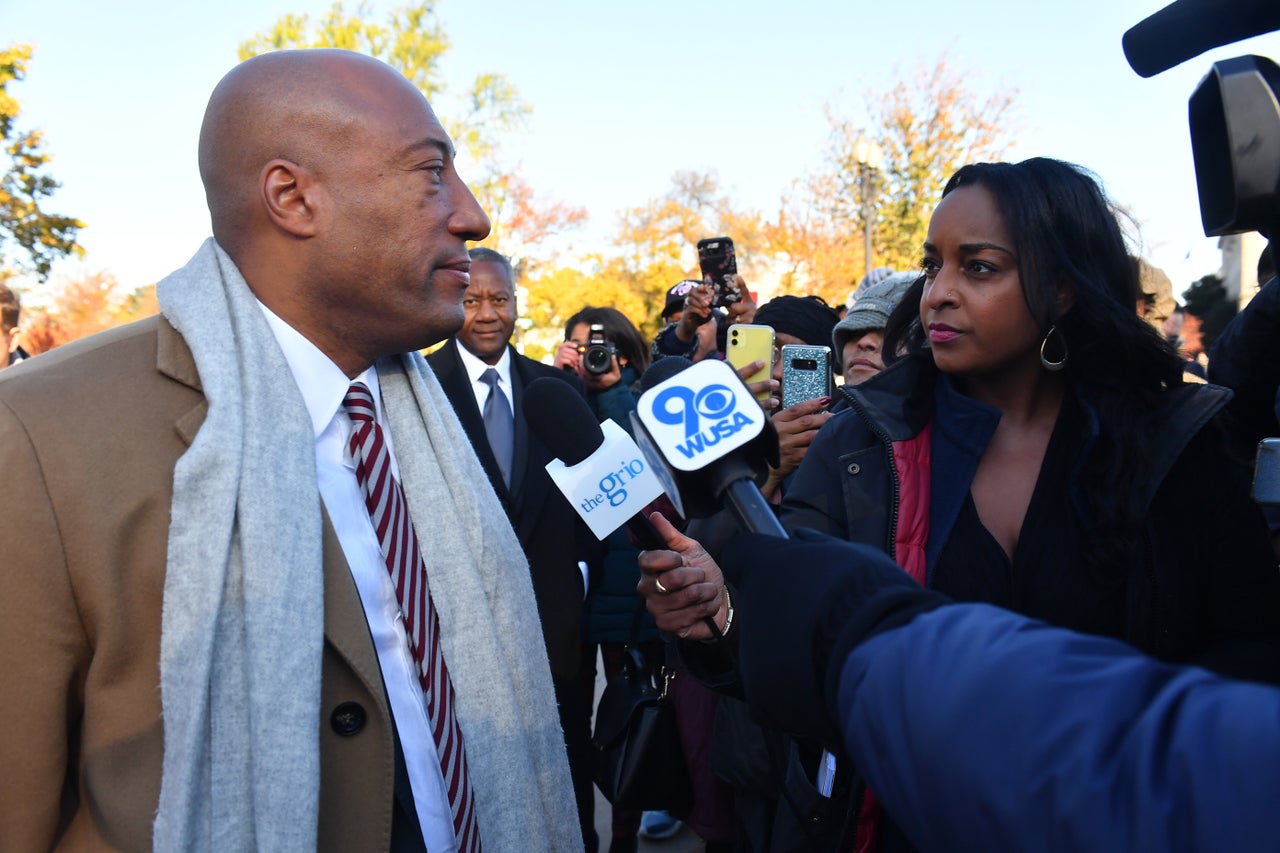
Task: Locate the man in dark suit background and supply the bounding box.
[428,247,600,851]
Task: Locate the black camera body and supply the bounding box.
[577,323,618,375]
[1188,54,1280,237]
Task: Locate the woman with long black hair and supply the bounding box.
[642,158,1280,851]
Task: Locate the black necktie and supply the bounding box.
[480,368,514,486]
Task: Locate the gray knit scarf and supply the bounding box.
[154,239,580,851]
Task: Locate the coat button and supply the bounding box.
[847,462,861,475]
[330,702,367,736]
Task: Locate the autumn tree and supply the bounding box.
[521,171,766,347]
[774,58,1017,305]
[763,183,865,306]
[0,44,84,283]
[515,261,646,360]
[478,171,587,278]
[21,272,157,354]
[239,2,585,268]
[602,170,763,339]
[871,60,1017,264]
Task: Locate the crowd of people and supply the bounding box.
[638,158,1280,850]
[2,44,1279,853]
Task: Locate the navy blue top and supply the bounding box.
[931,392,1126,642]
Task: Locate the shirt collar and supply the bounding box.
[456,340,512,389]
[257,301,381,438]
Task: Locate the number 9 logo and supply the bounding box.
[652,383,737,436]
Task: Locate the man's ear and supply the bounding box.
[260,159,320,238]
[5,324,20,355]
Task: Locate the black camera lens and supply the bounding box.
[583,343,613,375]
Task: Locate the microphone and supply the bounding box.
[1122,0,1280,78]
[524,372,727,639]
[523,376,667,549]
[631,357,785,538]
[633,350,841,784]
[524,375,601,466]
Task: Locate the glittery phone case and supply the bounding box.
[780,344,832,409]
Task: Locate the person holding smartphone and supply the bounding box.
[650,277,756,364]
[750,295,841,499]
[649,280,720,363]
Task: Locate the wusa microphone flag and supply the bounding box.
[631,359,767,519]
[635,358,765,472]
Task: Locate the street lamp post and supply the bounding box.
[851,133,885,278]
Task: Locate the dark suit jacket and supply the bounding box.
[0,316,415,852]
[427,339,594,679]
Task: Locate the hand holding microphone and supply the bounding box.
[637,512,730,641]
[524,370,727,639]
[630,356,783,534]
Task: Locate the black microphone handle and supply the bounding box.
[698,444,789,539]
[723,478,789,539]
[626,511,668,551]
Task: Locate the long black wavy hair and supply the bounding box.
[883,157,1186,574]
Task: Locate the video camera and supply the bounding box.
[1125,0,1280,502]
[576,323,618,376]
[1123,0,1280,239]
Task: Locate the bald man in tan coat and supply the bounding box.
[0,50,580,852]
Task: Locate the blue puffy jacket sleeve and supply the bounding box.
[838,604,1280,853]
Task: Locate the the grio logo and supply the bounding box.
[579,458,647,513]
[652,383,755,460]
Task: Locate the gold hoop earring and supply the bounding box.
[1040,325,1067,372]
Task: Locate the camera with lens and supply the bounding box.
[576,324,617,375]
[1122,0,1280,504]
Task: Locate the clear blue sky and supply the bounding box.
[3,0,1278,298]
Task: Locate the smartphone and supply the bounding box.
[697,236,742,308]
[781,344,833,409]
[726,324,775,402]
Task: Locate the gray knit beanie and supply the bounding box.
[832,271,920,363]
[845,267,896,311]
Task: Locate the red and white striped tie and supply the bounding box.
[343,382,481,851]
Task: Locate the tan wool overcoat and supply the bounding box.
[0,316,404,852]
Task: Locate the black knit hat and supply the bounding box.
[753,295,840,348]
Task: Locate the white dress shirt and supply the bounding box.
[259,303,458,852]
[456,343,514,419]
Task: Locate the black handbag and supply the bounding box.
[591,599,693,812]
